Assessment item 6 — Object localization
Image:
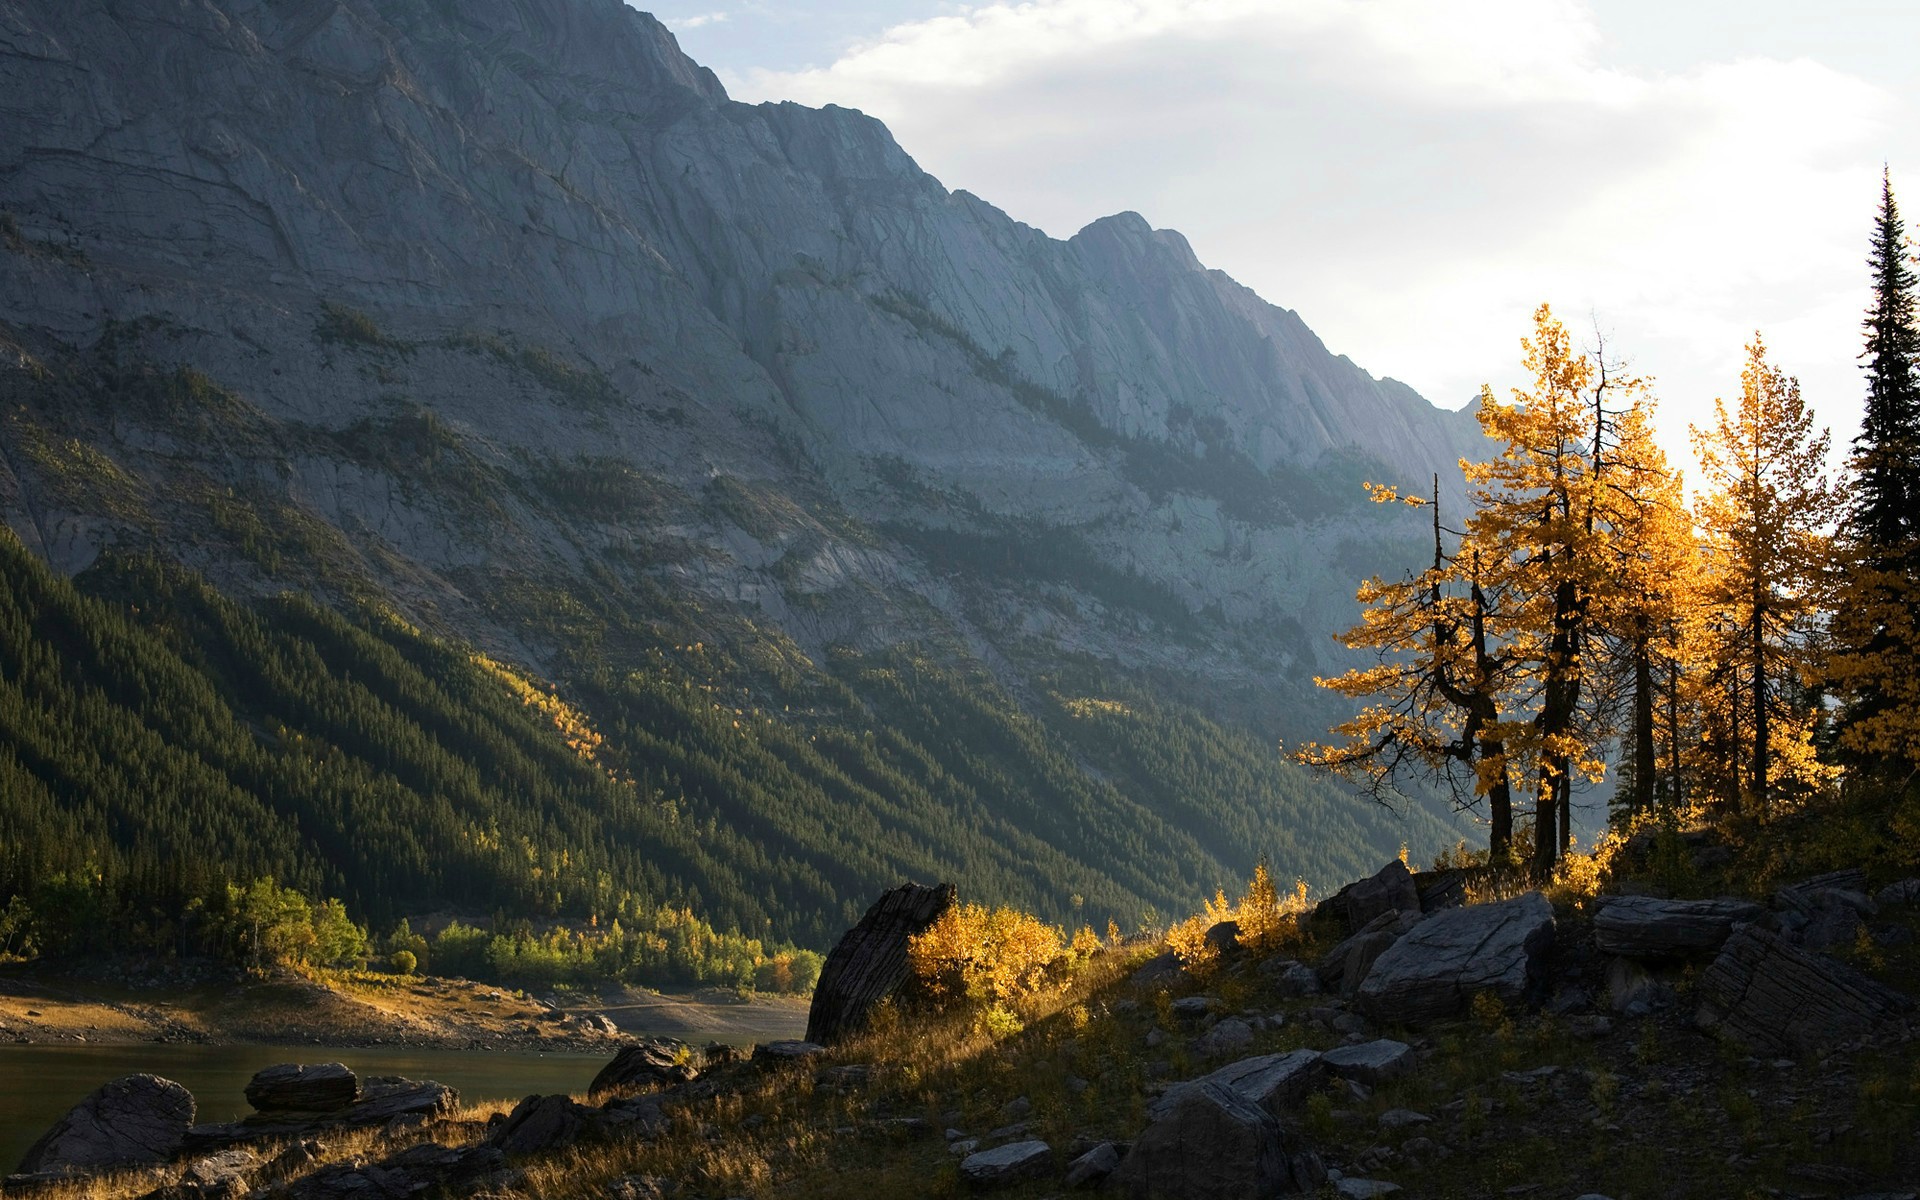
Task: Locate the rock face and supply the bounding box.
[15,1074,195,1175]
[1314,861,1421,933]
[1355,891,1554,1022]
[589,1038,700,1098]
[244,1063,359,1113]
[806,882,955,1044]
[1694,924,1912,1054]
[1591,896,1766,958]
[1316,909,1419,996]
[1148,1049,1326,1121]
[1110,1082,1324,1199]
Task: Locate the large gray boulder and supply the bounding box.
[1110,1082,1323,1199]
[245,1063,359,1113]
[806,882,955,1045]
[1148,1049,1325,1121]
[1694,924,1911,1054]
[487,1094,597,1156]
[16,1074,195,1175]
[1591,896,1765,958]
[1355,891,1554,1023]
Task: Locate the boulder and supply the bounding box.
[1800,893,1867,952]
[1109,1082,1323,1199]
[245,1064,359,1114]
[1203,920,1242,955]
[805,881,955,1045]
[1320,1039,1413,1085]
[1334,1180,1402,1198]
[1591,896,1766,958]
[1064,1141,1121,1189]
[1354,891,1554,1023]
[16,1073,195,1175]
[589,1038,699,1098]
[1315,909,1415,996]
[958,1139,1051,1187]
[1313,861,1420,933]
[343,1077,458,1125]
[1413,868,1468,913]
[1695,924,1912,1054]
[1148,1049,1326,1121]
[1876,878,1920,906]
[1195,1017,1254,1059]
[488,1094,597,1155]
[283,1142,509,1200]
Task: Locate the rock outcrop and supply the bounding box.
[1694,924,1912,1054]
[14,1074,195,1176]
[1312,861,1421,933]
[806,882,955,1044]
[1591,896,1766,958]
[1354,891,1554,1022]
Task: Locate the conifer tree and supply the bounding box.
[1690,336,1841,814]
[1829,171,1920,770]
[1463,305,1627,875]
[1295,474,1520,860]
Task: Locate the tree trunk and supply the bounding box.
[1751,603,1770,816]
[1632,626,1655,813]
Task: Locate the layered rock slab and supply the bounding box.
[1591,896,1765,958]
[806,882,955,1045]
[1354,892,1554,1023]
[1694,924,1911,1054]
[15,1073,195,1175]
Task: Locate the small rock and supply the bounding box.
[1321,1039,1414,1085]
[1197,1017,1255,1059]
[958,1140,1050,1187]
[1334,1180,1402,1198]
[1063,1141,1121,1189]
[998,1095,1031,1122]
[1377,1108,1430,1129]
[1874,878,1920,906]
[753,1040,827,1064]
[949,1139,981,1156]
[1171,996,1219,1019]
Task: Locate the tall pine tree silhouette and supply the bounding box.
[1831,170,1920,769]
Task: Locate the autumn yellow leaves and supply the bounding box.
[1298,302,1903,877]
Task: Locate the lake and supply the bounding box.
[0,1042,613,1173]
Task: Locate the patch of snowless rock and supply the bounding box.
[1355,891,1556,1022]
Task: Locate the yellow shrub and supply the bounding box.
[908,903,1066,1005]
[1165,912,1218,973]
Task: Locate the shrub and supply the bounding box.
[908,902,1065,1006]
[391,949,418,975]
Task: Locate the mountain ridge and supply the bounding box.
[0,0,1484,945]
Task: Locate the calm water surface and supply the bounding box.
[0,1043,610,1173]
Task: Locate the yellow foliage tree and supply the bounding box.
[1689,335,1841,815]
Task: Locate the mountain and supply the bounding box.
[0,0,1485,950]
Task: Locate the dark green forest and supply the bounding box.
[0,524,1464,983]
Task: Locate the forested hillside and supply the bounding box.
[0,523,1468,966]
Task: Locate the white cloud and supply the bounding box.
[669,11,730,30]
[728,0,1902,478]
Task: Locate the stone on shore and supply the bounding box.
[245,1063,359,1114]
[15,1074,195,1176]
[805,881,955,1045]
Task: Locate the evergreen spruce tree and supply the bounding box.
[1830,170,1920,770]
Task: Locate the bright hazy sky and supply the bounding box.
[641,1,1919,478]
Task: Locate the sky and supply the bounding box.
[640,1,1919,479]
